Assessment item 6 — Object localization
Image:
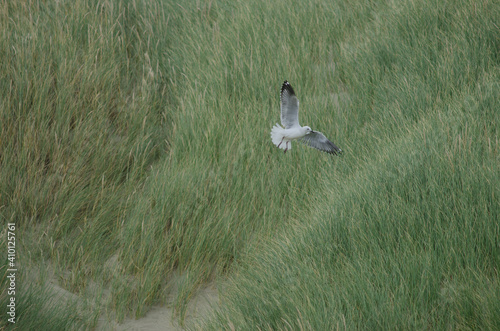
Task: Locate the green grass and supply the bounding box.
[1,0,499,329]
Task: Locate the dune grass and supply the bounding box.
[197,0,500,329]
[1,0,499,329]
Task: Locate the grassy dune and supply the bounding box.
[1,0,499,329]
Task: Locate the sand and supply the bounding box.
[96,285,218,331]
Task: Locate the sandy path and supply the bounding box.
[96,286,218,331]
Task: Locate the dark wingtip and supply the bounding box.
[328,144,343,156]
[281,80,295,95]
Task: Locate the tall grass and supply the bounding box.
[1,0,498,328]
[202,97,500,329]
[197,0,500,329]
[1,0,171,327]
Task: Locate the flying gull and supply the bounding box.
[271,81,342,155]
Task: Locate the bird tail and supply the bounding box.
[270,124,291,151]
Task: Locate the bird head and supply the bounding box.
[304,126,315,134]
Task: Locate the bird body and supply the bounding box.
[270,81,342,155]
[270,124,308,152]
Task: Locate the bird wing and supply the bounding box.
[300,131,342,155]
[280,81,300,129]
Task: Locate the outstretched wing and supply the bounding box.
[300,131,342,155]
[280,81,300,129]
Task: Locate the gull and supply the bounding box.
[271,81,342,155]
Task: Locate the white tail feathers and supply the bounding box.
[270,124,292,151]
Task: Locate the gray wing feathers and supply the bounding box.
[300,132,342,155]
[280,81,300,129]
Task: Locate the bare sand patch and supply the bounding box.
[96,284,218,331]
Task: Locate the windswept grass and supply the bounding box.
[202,91,500,329]
[1,0,498,328]
[1,0,171,327]
[198,0,500,329]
